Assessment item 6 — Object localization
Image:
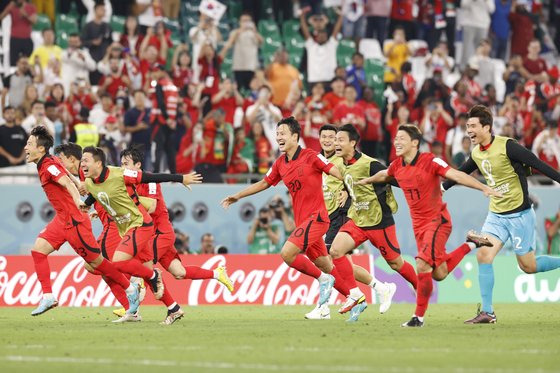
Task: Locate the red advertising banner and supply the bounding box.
[0,255,375,307]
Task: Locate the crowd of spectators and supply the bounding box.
[0,0,558,180]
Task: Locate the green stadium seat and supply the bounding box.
[259,0,274,20]
[166,46,175,70]
[183,1,200,16]
[282,20,300,38]
[33,14,51,32]
[336,39,356,66]
[56,31,68,49]
[55,14,79,34]
[258,19,280,39]
[164,18,180,33]
[110,15,125,34]
[221,57,233,80]
[285,35,305,54]
[289,53,302,68]
[261,50,276,65]
[228,1,242,20]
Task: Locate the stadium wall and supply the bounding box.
[1,254,558,306]
[0,184,558,255]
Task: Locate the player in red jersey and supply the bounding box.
[119,145,234,324]
[221,117,365,321]
[24,127,140,318]
[55,143,146,316]
[358,124,499,327]
[81,146,202,323]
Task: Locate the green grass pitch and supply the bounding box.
[0,304,558,372]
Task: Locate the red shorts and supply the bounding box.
[115,224,155,263]
[97,221,121,261]
[339,220,401,261]
[151,230,181,269]
[415,212,452,268]
[39,215,102,262]
[287,218,329,261]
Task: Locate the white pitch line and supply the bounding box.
[1,355,557,373]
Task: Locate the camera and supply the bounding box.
[269,199,284,209]
[259,217,269,225]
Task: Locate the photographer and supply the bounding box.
[269,195,296,236]
[247,207,280,254]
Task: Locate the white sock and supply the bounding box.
[413,314,424,322]
[349,287,362,298]
[167,302,178,311]
[43,293,54,300]
[369,278,388,293]
[466,242,476,250]
[318,272,331,282]
[213,269,219,279]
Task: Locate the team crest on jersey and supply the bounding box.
[47,165,61,177]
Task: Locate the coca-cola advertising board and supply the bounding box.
[0,255,375,307]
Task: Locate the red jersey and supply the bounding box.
[38,155,86,228]
[212,95,237,124]
[387,152,450,231]
[264,147,334,225]
[136,182,173,234]
[332,102,366,126]
[358,100,382,141]
[323,92,344,111]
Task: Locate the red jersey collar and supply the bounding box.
[345,151,362,165]
[401,151,421,167]
[479,136,495,151]
[93,166,110,183]
[36,153,51,170]
[285,146,302,162]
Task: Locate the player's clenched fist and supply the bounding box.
[182,172,203,189]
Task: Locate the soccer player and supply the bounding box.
[24,127,139,318]
[80,146,202,322]
[442,105,560,324]
[119,145,234,324]
[305,124,399,320]
[358,124,500,327]
[221,117,365,322]
[55,143,146,318]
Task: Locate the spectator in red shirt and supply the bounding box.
[195,108,234,182]
[385,102,410,162]
[0,0,37,66]
[303,104,329,152]
[139,41,166,87]
[332,85,366,133]
[304,82,330,115]
[389,0,416,40]
[420,100,454,156]
[509,2,535,57]
[521,39,548,84]
[250,120,273,174]
[119,15,144,57]
[171,44,193,91]
[357,86,383,158]
[144,21,172,55]
[99,56,132,99]
[211,78,244,125]
[323,77,346,117]
[198,43,224,115]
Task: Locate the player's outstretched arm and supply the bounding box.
[128,170,203,190]
[328,165,344,181]
[441,156,477,191]
[221,179,271,209]
[444,168,502,198]
[355,169,393,185]
[56,175,86,209]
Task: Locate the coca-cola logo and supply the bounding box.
[0,255,371,307]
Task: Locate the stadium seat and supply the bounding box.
[282,20,300,38]
[221,57,233,79]
[33,14,51,32]
[183,1,199,17]
[259,0,274,20]
[56,31,69,49]
[408,39,429,57]
[285,35,305,54]
[55,14,79,34]
[110,15,125,34]
[164,18,180,34]
[359,38,384,61]
[228,1,242,20]
[258,19,280,39]
[337,39,356,66]
[289,53,302,68]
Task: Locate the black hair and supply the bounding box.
[30,126,53,153]
[397,124,423,144]
[45,101,57,109]
[94,2,105,10]
[54,142,82,160]
[42,28,54,34]
[468,104,493,130]
[319,124,338,135]
[83,146,107,167]
[331,76,345,84]
[338,123,360,145]
[401,61,412,73]
[277,116,301,140]
[31,100,44,108]
[3,105,14,111]
[68,32,80,38]
[120,144,145,167]
[353,52,364,59]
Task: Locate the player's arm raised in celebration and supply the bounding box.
[355,169,395,185]
[56,175,85,209]
[221,179,271,209]
[443,168,501,197]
